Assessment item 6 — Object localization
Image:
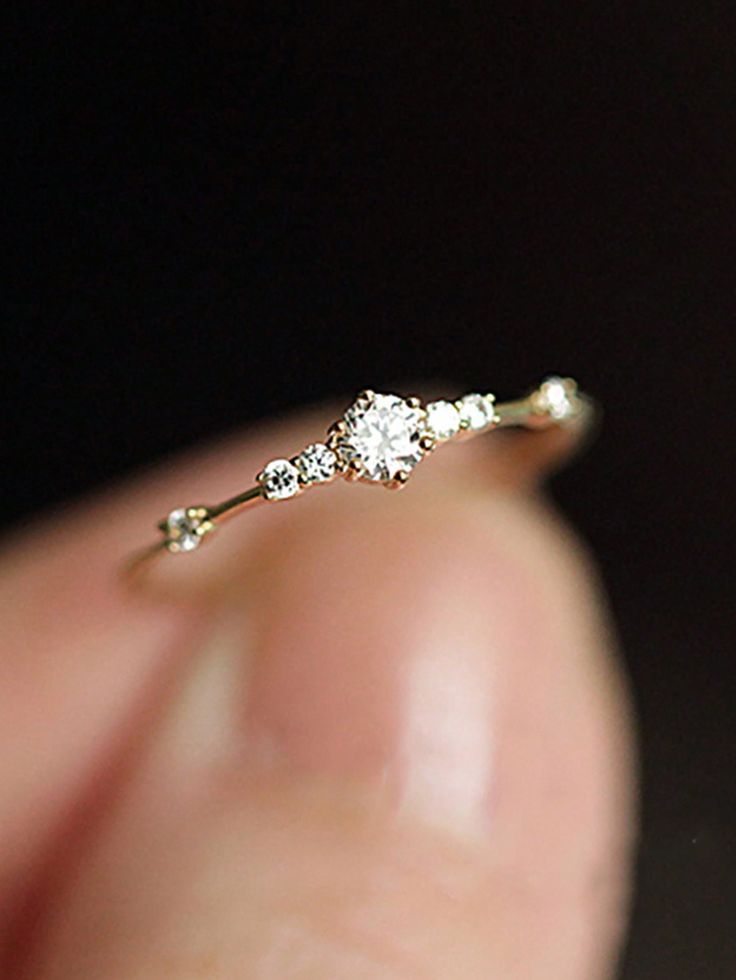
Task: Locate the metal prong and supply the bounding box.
[386,470,410,490]
[290,455,310,487]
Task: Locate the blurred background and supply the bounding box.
[5,5,735,976]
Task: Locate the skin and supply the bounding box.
[0,403,636,979]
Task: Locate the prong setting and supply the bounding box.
[260,458,302,501]
[533,376,581,420]
[425,400,461,442]
[330,390,429,489]
[457,393,496,433]
[164,505,212,553]
[296,443,338,485]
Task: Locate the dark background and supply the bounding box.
[5,5,735,976]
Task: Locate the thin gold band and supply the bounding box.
[123,377,591,581]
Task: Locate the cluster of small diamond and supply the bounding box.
[425,392,497,441]
[259,391,497,501]
[260,442,337,501]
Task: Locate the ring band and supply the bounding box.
[124,376,590,579]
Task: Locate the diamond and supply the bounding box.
[260,458,301,500]
[457,393,495,431]
[166,507,204,552]
[297,442,337,484]
[337,392,427,483]
[425,400,461,441]
[538,376,577,420]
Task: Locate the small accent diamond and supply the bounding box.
[457,393,496,431]
[166,507,204,552]
[297,443,337,484]
[538,376,578,420]
[260,458,301,500]
[425,400,461,441]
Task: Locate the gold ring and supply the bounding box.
[124,376,590,579]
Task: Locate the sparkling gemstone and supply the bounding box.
[166,508,203,552]
[425,400,461,441]
[539,376,576,420]
[338,392,427,482]
[261,458,301,500]
[458,393,495,431]
[297,442,337,483]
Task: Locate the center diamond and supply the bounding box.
[337,392,427,483]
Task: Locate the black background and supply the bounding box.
[5,5,735,976]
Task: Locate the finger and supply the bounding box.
[0,406,341,898]
[2,402,634,979]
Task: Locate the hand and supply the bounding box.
[0,403,635,978]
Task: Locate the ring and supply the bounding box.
[124,376,590,578]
